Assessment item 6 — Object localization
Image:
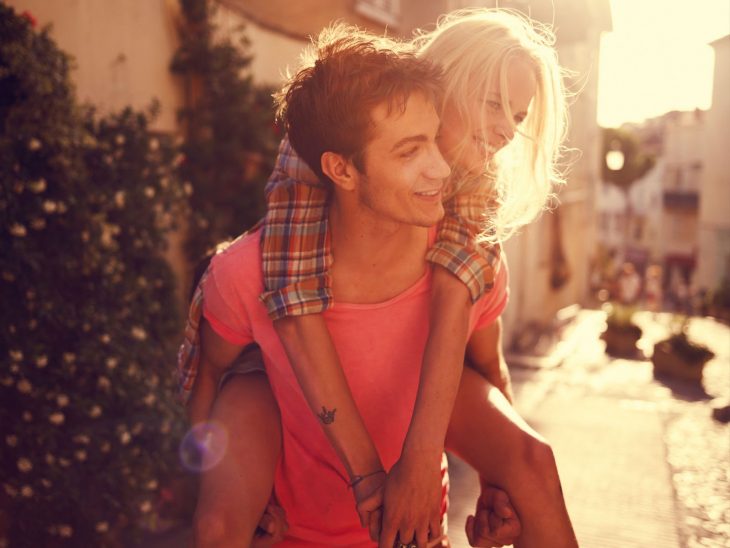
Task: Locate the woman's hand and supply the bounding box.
[465,485,521,547]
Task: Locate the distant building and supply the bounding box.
[696,35,730,295]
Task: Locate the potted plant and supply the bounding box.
[652,316,714,382]
[601,302,643,357]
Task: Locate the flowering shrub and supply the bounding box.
[1,5,188,545]
[171,0,279,262]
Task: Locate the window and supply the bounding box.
[355,0,400,27]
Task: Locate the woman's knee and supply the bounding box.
[516,431,562,491]
[194,505,242,547]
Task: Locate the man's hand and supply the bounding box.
[377,454,443,548]
[465,485,521,547]
[251,498,288,547]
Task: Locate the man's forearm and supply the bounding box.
[275,315,382,478]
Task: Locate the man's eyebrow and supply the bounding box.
[389,135,428,153]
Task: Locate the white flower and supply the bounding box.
[28,178,47,193]
[73,434,90,445]
[144,393,156,406]
[59,458,70,468]
[56,394,69,407]
[149,138,160,151]
[183,181,193,196]
[131,326,147,340]
[97,376,111,390]
[9,349,22,361]
[140,500,152,513]
[106,357,119,370]
[41,478,52,488]
[58,525,73,538]
[144,186,155,198]
[9,223,27,237]
[17,379,32,394]
[119,431,131,445]
[4,484,18,497]
[28,138,42,151]
[9,364,19,374]
[95,522,109,533]
[49,412,65,425]
[145,479,158,490]
[114,191,126,208]
[75,449,87,462]
[45,453,56,465]
[36,355,48,368]
[22,411,32,422]
[62,352,76,363]
[30,218,46,230]
[99,333,111,344]
[21,485,33,498]
[115,134,126,146]
[57,201,67,213]
[5,435,18,447]
[89,405,102,418]
[100,442,111,453]
[17,458,32,473]
[42,200,57,213]
[1,377,13,387]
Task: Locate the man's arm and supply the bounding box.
[186,319,245,426]
[464,317,513,404]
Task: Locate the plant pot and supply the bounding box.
[601,324,642,357]
[651,340,713,382]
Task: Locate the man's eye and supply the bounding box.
[487,101,502,111]
[400,146,418,158]
[515,115,526,125]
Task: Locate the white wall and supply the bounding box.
[7,0,184,132]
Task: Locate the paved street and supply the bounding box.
[447,309,730,548]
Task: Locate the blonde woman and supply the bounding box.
[182,8,576,547]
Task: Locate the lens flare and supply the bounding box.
[179,421,229,473]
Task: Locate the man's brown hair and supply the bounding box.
[274,24,443,180]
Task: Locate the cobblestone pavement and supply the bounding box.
[447,309,730,548]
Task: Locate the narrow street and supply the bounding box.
[448,309,730,548]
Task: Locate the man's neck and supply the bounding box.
[328,198,429,304]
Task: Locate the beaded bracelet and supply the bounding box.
[348,469,385,489]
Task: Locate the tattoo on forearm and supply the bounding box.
[318,406,336,425]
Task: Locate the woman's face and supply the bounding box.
[438,57,537,175]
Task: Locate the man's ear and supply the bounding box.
[321,151,358,191]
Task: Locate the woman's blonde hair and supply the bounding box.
[413,8,570,243]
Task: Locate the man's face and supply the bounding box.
[353,93,451,228]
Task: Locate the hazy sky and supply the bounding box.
[597,0,730,127]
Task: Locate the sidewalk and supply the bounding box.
[447,309,730,548]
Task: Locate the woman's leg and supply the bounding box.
[193,371,282,547]
[445,366,578,548]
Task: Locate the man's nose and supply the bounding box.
[427,145,451,180]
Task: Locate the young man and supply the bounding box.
[187,24,572,547]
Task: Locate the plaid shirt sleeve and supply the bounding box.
[426,191,502,303]
[176,269,209,404]
[260,138,333,320]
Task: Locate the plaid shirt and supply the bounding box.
[259,137,502,319]
[177,138,502,401]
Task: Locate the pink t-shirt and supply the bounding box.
[203,228,509,547]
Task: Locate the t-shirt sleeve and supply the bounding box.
[471,255,510,333]
[202,253,255,347]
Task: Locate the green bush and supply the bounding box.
[1,5,187,545]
